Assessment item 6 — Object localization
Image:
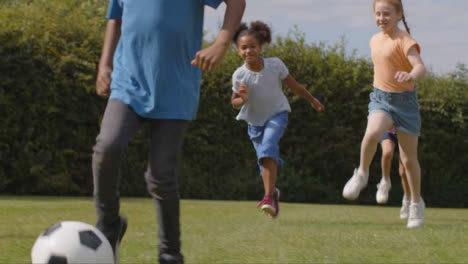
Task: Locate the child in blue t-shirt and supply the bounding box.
[231,21,325,218]
[94,0,245,263]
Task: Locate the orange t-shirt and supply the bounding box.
[370,30,420,92]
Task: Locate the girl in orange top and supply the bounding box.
[342,0,426,229]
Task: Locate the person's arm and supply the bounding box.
[191,0,246,71]
[395,46,426,83]
[96,19,122,98]
[231,83,248,109]
[284,75,325,112]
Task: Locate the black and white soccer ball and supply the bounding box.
[31,221,114,264]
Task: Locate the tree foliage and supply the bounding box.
[1,0,467,207]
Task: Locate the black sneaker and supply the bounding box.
[114,216,127,263]
[98,216,127,263]
[159,252,184,264]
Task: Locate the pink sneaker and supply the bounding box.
[257,196,276,216]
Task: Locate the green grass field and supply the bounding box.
[1,196,467,263]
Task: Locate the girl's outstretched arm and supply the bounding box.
[231,83,248,109]
[191,0,246,71]
[395,46,426,83]
[96,19,122,98]
[284,75,325,112]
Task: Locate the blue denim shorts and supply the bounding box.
[379,131,399,152]
[247,111,288,173]
[368,87,421,136]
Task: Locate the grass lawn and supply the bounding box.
[1,196,467,263]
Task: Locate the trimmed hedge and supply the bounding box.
[1,0,467,207]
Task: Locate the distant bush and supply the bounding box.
[1,0,466,207]
[0,0,107,194]
[417,66,468,207]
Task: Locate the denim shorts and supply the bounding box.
[379,131,399,152]
[247,111,288,173]
[368,87,421,136]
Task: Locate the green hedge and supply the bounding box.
[1,0,467,207]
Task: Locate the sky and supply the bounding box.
[204,0,468,75]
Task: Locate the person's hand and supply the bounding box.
[310,97,325,112]
[238,83,249,102]
[395,71,414,83]
[191,41,229,71]
[96,66,112,98]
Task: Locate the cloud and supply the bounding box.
[205,0,468,73]
[207,0,373,27]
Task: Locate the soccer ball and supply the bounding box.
[31,221,114,264]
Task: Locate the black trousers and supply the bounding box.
[93,99,188,263]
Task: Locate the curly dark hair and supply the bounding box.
[233,20,272,46]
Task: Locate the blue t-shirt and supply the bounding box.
[106,0,223,120]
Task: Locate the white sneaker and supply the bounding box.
[400,197,410,219]
[376,178,391,204]
[407,198,425,228]
[343,169,369,200]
